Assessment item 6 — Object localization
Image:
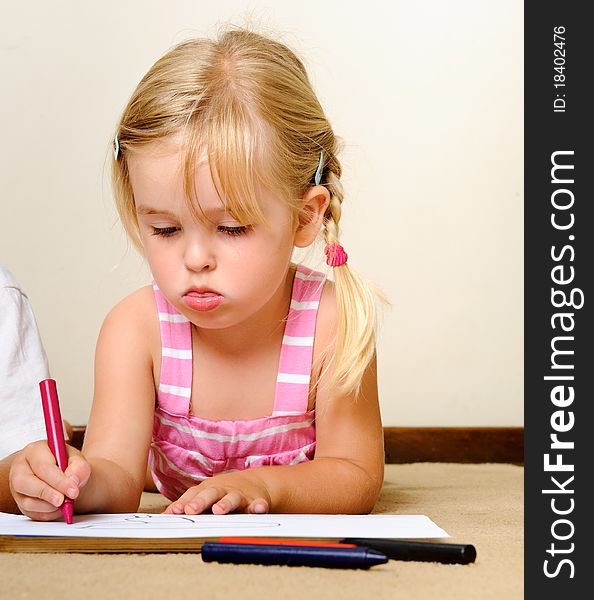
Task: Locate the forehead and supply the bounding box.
[127,141,197,194]
[127,141,288,224]
[127,142,225,214]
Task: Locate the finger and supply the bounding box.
[164,487,215,515]
[18,507,65,522]
[163,499,191,515]
[26,452,80,500]
[64,453,91,489]
[14,493,64,515]
[10,470,66,508]
[247,498,270,514]
[164,488,202,514]
[212,491,244,515]
[182,487,226,515]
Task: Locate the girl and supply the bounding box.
[9,28,385,519]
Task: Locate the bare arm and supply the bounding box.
[72,287,157,514]
[258,356,384,513]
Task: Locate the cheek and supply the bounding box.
[255,230,293,260]
[142,239,159,266]
[142,239,175,276]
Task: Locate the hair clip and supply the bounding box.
[113,133,120,160]
[314,150,324,185]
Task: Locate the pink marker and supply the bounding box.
[39,378,74,524]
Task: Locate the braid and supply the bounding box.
[314,162,384,396]
[323,170,344,246]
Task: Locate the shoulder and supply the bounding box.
[102,285,156,328]
[97,286,158,363]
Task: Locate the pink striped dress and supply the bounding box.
[149,264,325,501]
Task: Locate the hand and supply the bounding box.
[163,472,271,516]
[9,440,91,521]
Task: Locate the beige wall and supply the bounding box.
[0,1,523,426]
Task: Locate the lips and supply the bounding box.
[182,288,224,312]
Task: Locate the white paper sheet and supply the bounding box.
[0,512,449,539]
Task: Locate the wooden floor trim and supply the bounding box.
[70,425,524,464]
[383,427,524,464]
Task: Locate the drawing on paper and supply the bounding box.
[75,514,282,530]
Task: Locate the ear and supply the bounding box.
[293,185,330,248]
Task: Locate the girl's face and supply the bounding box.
[128,141,298,332]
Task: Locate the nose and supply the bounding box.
[183,237,216,272]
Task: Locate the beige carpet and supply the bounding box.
[0,463,523,600]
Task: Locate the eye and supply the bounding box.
[217,225,253,236]
[151,226,180,237]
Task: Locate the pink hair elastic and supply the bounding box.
[325,243,348,267]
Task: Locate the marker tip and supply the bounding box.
[62,501,74,525]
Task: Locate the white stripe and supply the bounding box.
[150,450,170,492]
[243,455,259,467]
[158,312,188,323]
[153,445,209,480]
[290,299,319,310]
[289,449,309,465]
[282,335,314,346]
[159,383,192,398]
[162,347,192,359]
[294,270,325,281]
[155,413,314,443]
[244,446,313,468]
[156,465,192,500]
[151,445,209,482]
[186,449,214,469]
[277,372,310,384]
[272,410,305,417]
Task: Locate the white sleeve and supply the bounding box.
[0,285,50,458]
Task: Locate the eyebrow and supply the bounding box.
[136,205,229,217]
[136,206,178,217]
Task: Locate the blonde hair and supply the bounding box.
[111,27,384,396]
